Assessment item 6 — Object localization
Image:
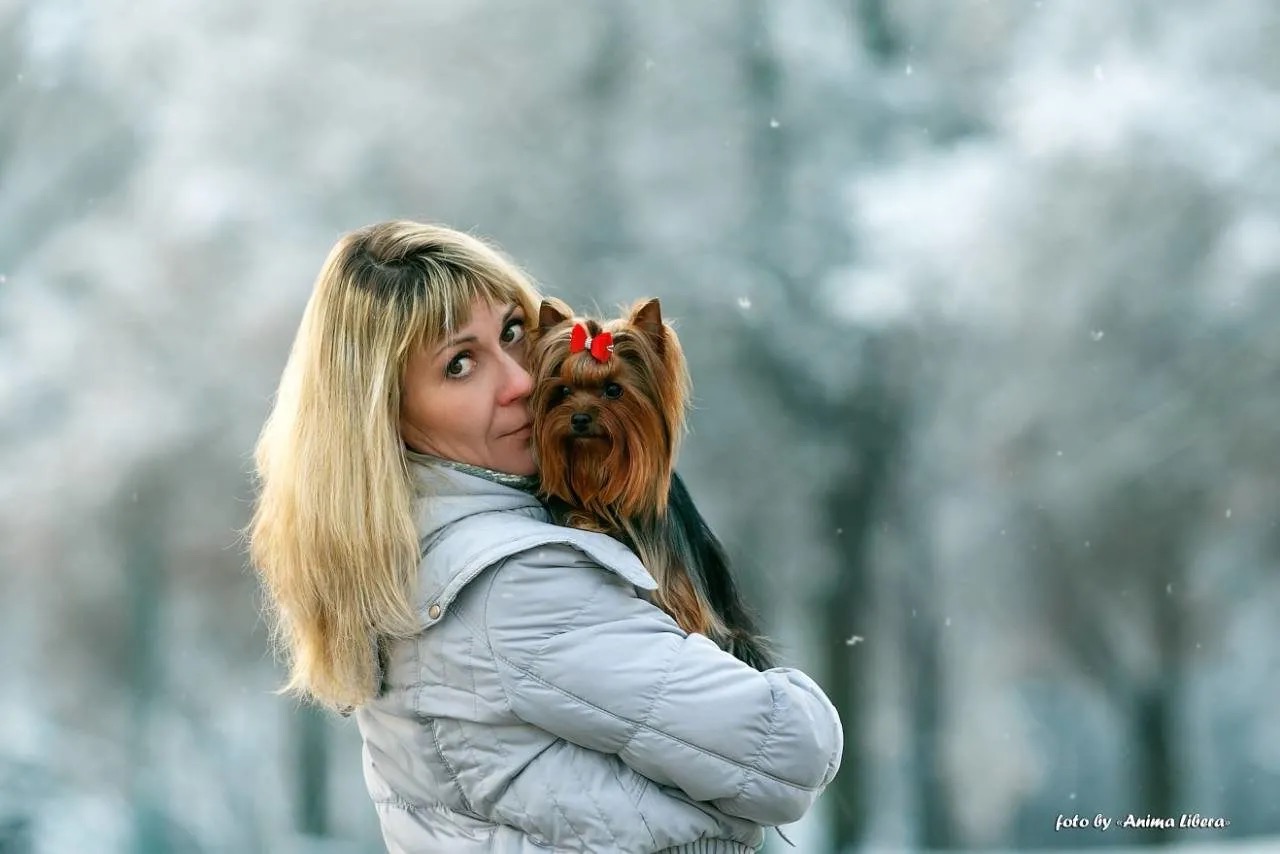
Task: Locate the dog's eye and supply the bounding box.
[556,385,573,400]
[603,382,624,400]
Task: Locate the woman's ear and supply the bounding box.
[539,297,575,332]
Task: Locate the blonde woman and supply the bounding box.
[248,221,843,853]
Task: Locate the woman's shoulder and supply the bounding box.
[416,509,656,630]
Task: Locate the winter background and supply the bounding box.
[2,0,1278,852]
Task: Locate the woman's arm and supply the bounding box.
[480,544,843,827]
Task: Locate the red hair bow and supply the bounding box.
[569,323,613,362]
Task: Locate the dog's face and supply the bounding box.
[527,298,689,517]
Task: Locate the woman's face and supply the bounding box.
[400,298,536,476]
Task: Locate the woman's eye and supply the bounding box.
[501,319,526,345]
[603,382,623,399]
[446,353,476,379]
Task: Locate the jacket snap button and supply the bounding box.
[427,604,442,620]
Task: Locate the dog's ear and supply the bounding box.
[538,298,574,333]
[629,298,665,353]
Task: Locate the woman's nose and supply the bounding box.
[499,351,533,403]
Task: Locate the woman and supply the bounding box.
[248,221,843,853]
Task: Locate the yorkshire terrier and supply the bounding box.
[528,297,774,671]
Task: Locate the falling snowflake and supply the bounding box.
[737,296,752,309]
[769,118,779,128]
[844,635,864,646]
[644,58,655,70]
[905,64,914,76]
[1225,508,1233,518]
[944,617,951,627]
[1091,330,1105,341]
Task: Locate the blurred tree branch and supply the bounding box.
[853,0,902,62]
[0,10,141,267]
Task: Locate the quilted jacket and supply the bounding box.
[354,460,843,853]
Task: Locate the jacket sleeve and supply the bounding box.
[481,544,844,827]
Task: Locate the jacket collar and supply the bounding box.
[405,456,657,626]
[407,454,547,548]
[405,448,539,494]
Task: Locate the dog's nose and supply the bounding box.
[571,412,592,433]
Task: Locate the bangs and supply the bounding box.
[402,267,537,355]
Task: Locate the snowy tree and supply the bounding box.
[844,0,1280,846]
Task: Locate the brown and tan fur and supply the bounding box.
[528,297,773,669]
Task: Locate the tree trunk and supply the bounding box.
[904,551,953,849]
[1131,685,1176,844]
[122,471,171,854]
[820,523,868,852]
[1131,572,1183,845]
[577,2,630,286]
[0,814,32,854]
[296,704,331,836]
[822,379,906,850]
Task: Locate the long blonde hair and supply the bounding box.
[248,221,541,710]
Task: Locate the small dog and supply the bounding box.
[528,297,774,671]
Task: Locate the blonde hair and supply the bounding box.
[248,221,541,710]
